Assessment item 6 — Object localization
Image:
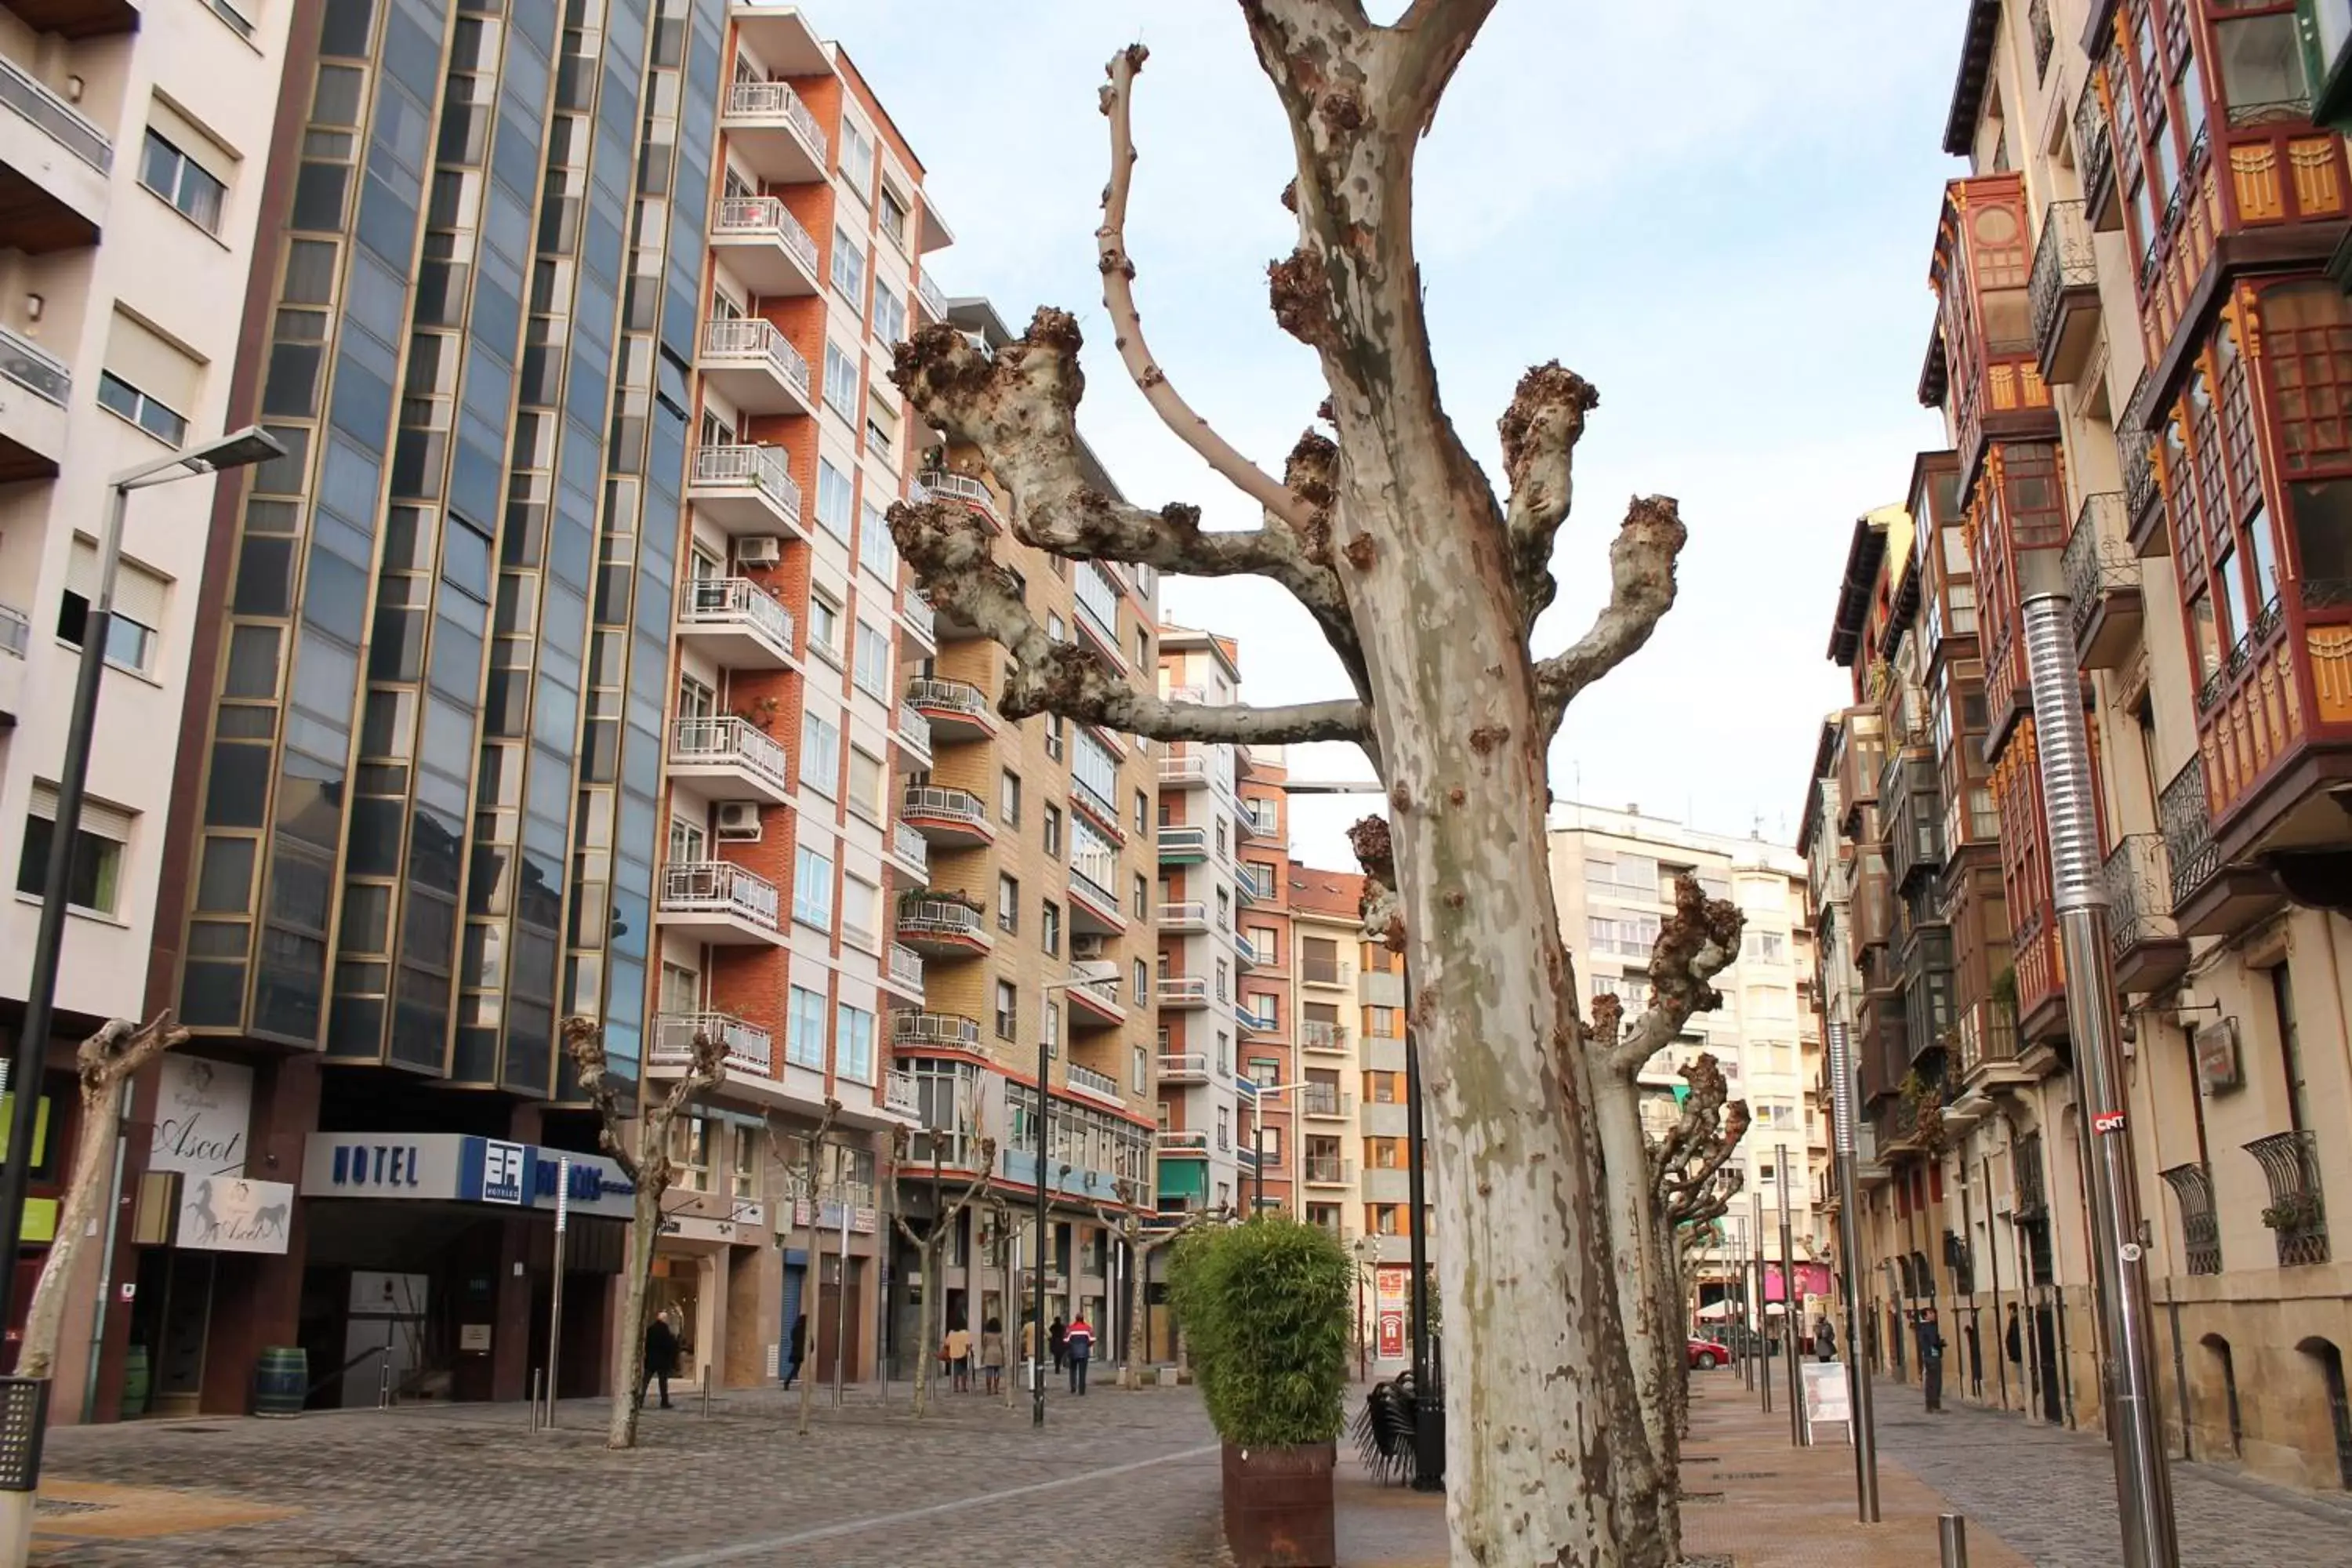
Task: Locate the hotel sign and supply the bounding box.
[301,1134,634,1219]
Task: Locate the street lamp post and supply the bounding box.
[1826,1019,1881,1522]
[1029,965,1120,1428]
[1751,1189,1771,1414]
[0,429,281,1566]
[1777,1142,1805,1446]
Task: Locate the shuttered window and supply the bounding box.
[61,536,169,674]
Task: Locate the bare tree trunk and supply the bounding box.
[1594,1070,1675,1544]
[17,1017,186,1381]
[610,1178,661,1450]
[798,1152,824,1436]
[1124,1228,1150,1390]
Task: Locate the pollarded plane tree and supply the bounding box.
[884,6,1700,1562]
[1088,1178,1234,1389]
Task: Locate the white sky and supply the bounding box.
[807,1,1959,865]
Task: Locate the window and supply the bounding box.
[1370,1203,1403,1236]
[1134,790,1149,836]
[840,120,876,201]
[998,873,1020,934]
[2214,13,2309,124]
[56,539,167,677]
[1248,1056,1280,1087]
[1000,768,1022,826]
[831,226,867,303]
[836,1004,876,1083]
[823,343,860,420]
[1365,1069,1403,1104]
[140,129,227,234]
[1367,1005,1399,1038]
[816,457,854,539]
[853,620,890,698]
[1215,1032,1231,1075]
[1365,1136,1406,1169]
[873,281,906,346]
[860,499,898,581]
[1041,900,1061,956]
[793,845,834,928]
[1042,804,1063,859]
[808,592,843,663]
[1258,1126,1283,1167]
[995,978,1018,1040]
[848,747,884,823]
[1133,873,1149,920]
[1216,1106,1231,1150]
[800,710,840,797]
[1044,1000,1061,1057]
[103,311,197,446]
[732,1131,758,1200]
[1045,713,1065,761]
[879,187,909,248]
[1215,889,1231,929]
[1249,927,1279,967]
[97,372,187,445]
[16,793,129,916]
[669,1116,712,1192]
[1132,1045,1149,1093]
[1133,959,1149,1004]
[1302,938,1341,985]
[1047,612,1066,643]
[787,985,827,1067]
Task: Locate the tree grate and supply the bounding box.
[1676,1555,1734,1567]
[1715,1470,1779,1480]
[1681,1491,1726,1504]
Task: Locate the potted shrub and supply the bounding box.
[1170,1217,1352,1568]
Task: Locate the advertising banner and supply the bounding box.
[1374,1263,1410,1360]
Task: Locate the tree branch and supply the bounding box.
[1607,875,1744,1080]
[1386,0,1502,138]
[1098,45,1312,530]
[1498,361,1599,633]
[1534,495,1688,735]
[889,498,1370,746]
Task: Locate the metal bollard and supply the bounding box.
[701,1364,712,1418]
[528,1370,542,1433]
[1939,1513,1969,1568]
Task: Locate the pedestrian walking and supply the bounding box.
[1065,1313,1094,1396]
[1813,1316,1835,1362]
[945,1323,973,1392]
[1915,1306,1946,1412]
[641,1310,680,1410]
[980,1317,1006,1396]
[2005,1301,2024,1369]
[1965,1310,1984,1399]
[1049,1315,1068,1374]
[782,1311,808,1390]
[1022,1315,1039,1390]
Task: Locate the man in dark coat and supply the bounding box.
[782,1311,808,1390]
[1915,1306,1946,1413]
[641,1310,681,1410]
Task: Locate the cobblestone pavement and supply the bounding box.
[1873,1389,2352,1566]
[30,1385,1225,1567]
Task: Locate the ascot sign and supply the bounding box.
[300,1134,634,1219]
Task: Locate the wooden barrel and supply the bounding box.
[119,1344,151,1421]
[254,1346,308,1417]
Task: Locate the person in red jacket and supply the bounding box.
[1064,1314,1095,1396]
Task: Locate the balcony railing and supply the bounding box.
[1157,975,1208,1005]
[884,1070,922,1120]
[1067,1062,1123,1102]
[2103,832,2180,960]
[0,603,28,659]
[2063,493,2138,644]
[2158,758,2220,911]
[1303,1156,1352,1185]
[2246,1129,2328,1267]
[1953,999,2020,1080]
[1301,1020,1348,1052]
[726,78,829,161]
[680,576,797,652]
[915,469,996,518]
[899,594,935,641]
[2075,78,2114,220]
[905,676,990,721]
[1301,1085,1345,1118]
[1157,825,1208,858]
[901,785,987,829]
[2027,200,2096,363]
[897,897,985,942]
[1157,1052,1210,1081]
[659,860,781,929]
[670,715,791,793]
[892,1010,982,1049]
[891,821,930,875]
[895,704,932,760]
[1158,901,1207,928]
[2028,0,2053,76]
[652,1011,775,1077]
[1156,1130,1210,1154]
[2122,426,2159,540]
[699,319,811,398]
[916,270,948,319]
[887,943,925,993]
[711,195,820,274]
[1158,753,1210,785]
[0,54,112,171]
[0,325,71,408]
[2158,1161,2222,1276]
[691,444,803,524]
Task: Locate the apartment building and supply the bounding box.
[884,298,1162,1368]
[1803,0,2352,1494]
[0,0,299,1411]
[1546,804,1825,1323]
[1232,755,1296,1216]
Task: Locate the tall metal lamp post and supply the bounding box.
[1029,964,1120,1428]
[1825,1018,1881,1521]
[0,429,282,1564]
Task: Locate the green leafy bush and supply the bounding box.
[1169,1216,1353,1447]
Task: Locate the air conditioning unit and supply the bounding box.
[737,535,783,568]
[716,802,764,840]
[1073,936,1109,962]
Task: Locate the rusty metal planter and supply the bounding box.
[1221,1441,1337,1567]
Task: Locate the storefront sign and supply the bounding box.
[1802,1361,1851,1432]
[150,1055,253,1178]
[301,1134,633,1218]
[176,1176,293,1254]
[1374,1263,1409,1360]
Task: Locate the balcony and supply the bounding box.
[1236,863,1274,905]
[0,601,26,724]
[904,676,996,742]
[1952,999,2029,1094]
[658,860,786,946]
[898,593,936,651]
[2246,1130,2329,1268]
[651,1011,777,1081]
[2158,757,2278,937]
[1156,1052,1210,1084]
[893,703,932,767]
[676,577,798,669]
[1886,756,1944,891]
[1066,971,1126,1029]
[709,195,821,296]
[1157,901,1207,932]
[1158,750,1210,787]
[1303,1156,1354,1187]
[695,319,814,417]
[667,715,793,806]
[1301,1086,1352,1120]
[2122,427,2163,557]
[720,78,827,183]
[883,1069,923,1123]
[2158,1162,2223,1276]
[879,942,925,1004]
[2013,913,2067,1049]
[1301,1020,1349,1054]
[1157,825,1208,865]
[1156,1130,1210,1157]
[2063,493,2141,670]
[2101,833,2190,996]
[895,895,989,956]
[2027,199,2100,386]
[915,270,949,321]
[899,785,992,847]
[2074,77,2119,231]
[892,1011,982,1054]
[1931,173,2058,481]
[1065,1062,1126,1107]
[3,0,140,37]
[0,323,69,480]
[887,820,930,881]
[1236,1004,1277,1035]
[0,53,109,250]
[915,469,1000,530]
[1156,975,1209,1009]
[688,444,804,538]
[1067,861,1125,935]
[1233,933,1263,971]
[1239,803,1279,841]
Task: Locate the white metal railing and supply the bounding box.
[898,897,985,940]
[899,593,935,641]
[1234,933,1261,965]
[690,444,803,524]
[711,195,820,276]
[0,603,28,659]
[1164,684,1208,705]
[1069,966,1122,1010]
[1158,753,1209,785]
[1067,1062,1122,1101]
[888,943,925,992]
[1159,976,1209,1004]
[679,576,797,654]
[916,470,996,516]
[916,270,948,318]
[906,675,989,720]
[659,860,781,930]
[895,704,933,759]
[1236,864,1275,902]
[0,324,70,408]
[1157,901,1207,927]
[725,78,829,163]
[652,1011,774,1076]
[670,715,790,793]
[901,785,985,828]
[1301,1020,1348,1051]
[892,1010,982,1048]
[0,55,111,171]
[1069,858,1120,915]
[1156,1130,1210,1153]
[891,821,930,873]
[1157,826,1208,856]
[884,1069,922,1120]
[1156,1052,1209,1079]
[699,319,811,398]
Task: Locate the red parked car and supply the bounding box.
[1687,1335,1730,1370]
